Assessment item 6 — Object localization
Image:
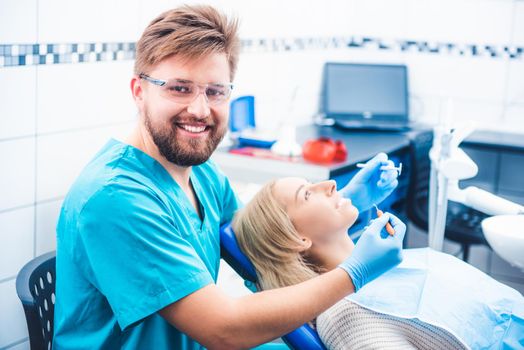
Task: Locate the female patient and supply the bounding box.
[232,178,524,350]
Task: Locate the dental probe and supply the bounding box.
[374,204,395,236]
[356,162,402,176]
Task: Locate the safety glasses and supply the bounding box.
[139,73,234,106]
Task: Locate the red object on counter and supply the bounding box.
[302,137,348,163]
[333,140,348,162]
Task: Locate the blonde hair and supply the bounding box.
[232,181,320,291]
[134,5,240,80]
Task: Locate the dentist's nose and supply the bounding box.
[186,92,211,118]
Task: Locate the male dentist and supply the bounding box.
[53,5,404,349]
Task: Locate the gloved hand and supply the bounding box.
[338,212,406,292]
[340,153,399,212]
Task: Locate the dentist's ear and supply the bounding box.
[299,237,313,251]
[131,76,144,103]
[131,76,147,118]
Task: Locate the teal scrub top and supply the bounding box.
[53,139,240,350]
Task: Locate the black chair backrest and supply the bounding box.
[406,130,488,257]
[16,251,56,350]
[406,130,433,230]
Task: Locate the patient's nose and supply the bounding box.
[316,180,336,195]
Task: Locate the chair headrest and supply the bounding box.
[220,223,257,283]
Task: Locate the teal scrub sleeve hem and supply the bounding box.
[207,161,241,224]
[118,271,214,331]
[220,176,241,225]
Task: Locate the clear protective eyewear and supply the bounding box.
[139,73,234,106]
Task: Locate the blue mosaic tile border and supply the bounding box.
[240,36,524,59]
[1,37,522,68]
[0,42,136,67]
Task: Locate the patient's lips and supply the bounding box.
[336,198,351,209]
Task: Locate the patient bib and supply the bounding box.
[346,248,524,350]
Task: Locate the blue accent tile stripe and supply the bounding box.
[0,42,137,67]
[240,36,523,60]
[0,37,522,68]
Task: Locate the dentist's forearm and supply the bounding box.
[225,267,354,348]
[160,267,354,349]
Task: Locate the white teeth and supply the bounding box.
[180,124,206,133]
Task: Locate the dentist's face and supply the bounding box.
[135,53,230,167]
[273,177,359,245]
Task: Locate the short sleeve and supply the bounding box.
[205,159,241,225]
[75,180,214,330]
[220,174,241,225]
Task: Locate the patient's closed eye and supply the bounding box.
[305,190,311,201]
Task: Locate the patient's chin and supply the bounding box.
[346,207,359,227]
[346,218,358,230]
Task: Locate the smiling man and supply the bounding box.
[53,5,404,350]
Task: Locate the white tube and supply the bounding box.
[462,186,524,216]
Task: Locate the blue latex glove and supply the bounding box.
[340,153,399,212]
[338,212,406,292]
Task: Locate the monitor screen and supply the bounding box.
[322,63,409,121]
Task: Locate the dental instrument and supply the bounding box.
[374,204,395,236]
[357,162,402,176]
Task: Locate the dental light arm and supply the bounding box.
[428,123,524,251]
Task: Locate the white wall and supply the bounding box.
[230,0,524,131]
[0,0,523,348]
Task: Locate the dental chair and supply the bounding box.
[220,223,327,350]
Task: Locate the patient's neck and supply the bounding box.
[307,232,355,272]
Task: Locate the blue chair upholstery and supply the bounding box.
[220,223,327,350]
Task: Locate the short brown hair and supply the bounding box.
[134,5,240,81]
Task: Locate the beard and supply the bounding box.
[144,108,227,167]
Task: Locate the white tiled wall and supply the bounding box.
[0,67,37,140]
[0,0,37,43]
[0,138,35,212]
[1,0,523,348]
[506,59,524,106]
[35,200,62,256]
[36,61,136,134]
[406,0,514,44]
[0,208,34,280]
[514,1,524,45]
[38,0,141,43]
[0,280,30,348]
[230,0,524,133]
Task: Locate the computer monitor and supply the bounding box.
[320,62,409,128]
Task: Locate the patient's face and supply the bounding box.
[273,177,359,244]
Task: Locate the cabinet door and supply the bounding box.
[497,190,524,206]
[462,147,498,192]
[498,152,524,194]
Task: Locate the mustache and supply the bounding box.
[170,115,215,127]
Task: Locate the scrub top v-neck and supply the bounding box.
[53,139,240,350]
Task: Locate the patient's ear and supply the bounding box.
[299,237,312,251]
